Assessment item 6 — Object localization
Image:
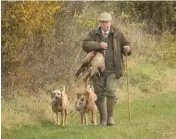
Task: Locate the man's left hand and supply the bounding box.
[123,46,131,53]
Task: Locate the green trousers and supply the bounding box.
[93,73,119,101]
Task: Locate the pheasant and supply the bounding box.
[75,51,105,81]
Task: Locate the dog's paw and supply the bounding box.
[54,122,60,126]
[93,123,97,126]
[61,123,65,126]
[91,120,97,125]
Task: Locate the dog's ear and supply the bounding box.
[85,91,90,98]
[75,100,77,107]
[61,92,63,98]
[76,92,80,98]
[86,86,93,93]
[50,91,54,99]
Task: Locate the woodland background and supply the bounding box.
[1,2,176,138]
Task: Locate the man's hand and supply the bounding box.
[123,45,131,53]
[100,42,108,49]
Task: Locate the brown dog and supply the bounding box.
[50,86,69,126]
[75,87,97,125]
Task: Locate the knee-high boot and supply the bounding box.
[96,99,107,126]
[107,97,116,126]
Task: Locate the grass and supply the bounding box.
[2,3,176,139]
[1,94,52,129]
[2,91,176,139]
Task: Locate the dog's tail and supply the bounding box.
[62,85,65,94]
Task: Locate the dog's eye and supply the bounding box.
[81,99,84,101]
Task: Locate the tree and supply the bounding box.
[1,1,61,75]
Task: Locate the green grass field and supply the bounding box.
[2,91,176,139]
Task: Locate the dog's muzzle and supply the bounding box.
[75,100,88,111]
[53,97,62,106]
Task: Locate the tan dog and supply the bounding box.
[50,86,69,126]
[75,87,97,125]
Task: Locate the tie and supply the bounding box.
[103,32,108,38]
[103,32,108,55]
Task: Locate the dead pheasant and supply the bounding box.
[75,51,105,81]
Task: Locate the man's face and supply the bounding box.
[99,21,111,32]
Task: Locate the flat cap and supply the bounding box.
[98,12,112,21]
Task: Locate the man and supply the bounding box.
[82,12,132,126]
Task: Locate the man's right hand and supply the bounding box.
[100,42,108,49]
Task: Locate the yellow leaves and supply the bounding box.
[78,19,96,29]
[121,11,131,19]
[4,22,9,28]
[2,2,62,73]
[3,2,61,37]
[50,6,61,13]
[4,2,60,32]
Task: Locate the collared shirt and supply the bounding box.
[101,29,110,38]
[101,29,110,34]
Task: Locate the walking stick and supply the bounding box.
[125,52,131,124]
